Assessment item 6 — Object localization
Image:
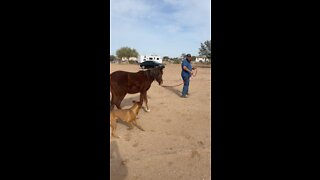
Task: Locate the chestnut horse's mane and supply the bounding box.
[138,67,163,81]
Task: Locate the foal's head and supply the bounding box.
[149,66,164,85]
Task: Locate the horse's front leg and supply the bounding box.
[137,92,149,112]
[142,92,150,112]
[115,93,126,109]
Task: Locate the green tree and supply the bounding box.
[110,55,116,62]
[116,47,139,63]
[212,40,216,61]
[163,56,169,61]
[173,57,181,64]
[199,40,211,61]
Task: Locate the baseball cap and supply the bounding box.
[186,54,191,57]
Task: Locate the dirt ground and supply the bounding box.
[110,63,211,180]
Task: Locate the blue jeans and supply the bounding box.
[182,76,190,96]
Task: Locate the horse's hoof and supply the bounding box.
[144,108,150,112]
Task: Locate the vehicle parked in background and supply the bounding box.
[139,61,165,69]
[139,55,162,64]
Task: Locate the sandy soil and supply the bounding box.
[110,63,211,180]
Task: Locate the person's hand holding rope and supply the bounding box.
[191,67,198,77]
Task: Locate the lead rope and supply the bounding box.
[161,68,197,87]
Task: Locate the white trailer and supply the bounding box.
[195,56,209,63]
[139,55,162,64]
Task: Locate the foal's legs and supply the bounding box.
[115,93,126,109]
[139,93,148,112]
[142,92,150,112]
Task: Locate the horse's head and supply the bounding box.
[151,66,164,85]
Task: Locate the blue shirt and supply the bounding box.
[181,59,192,77]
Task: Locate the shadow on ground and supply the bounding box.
[120,95,141,107]
[161,86,182,97]
[110,140,128,180]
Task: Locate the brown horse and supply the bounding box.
[110,66,164,112]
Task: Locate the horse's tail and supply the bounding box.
[109,75,112,88]
[109,75,112,97]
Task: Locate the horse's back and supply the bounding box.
[111,71,128,79]
[110,71,143,93]
[110,71,129,85]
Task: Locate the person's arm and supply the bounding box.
[183,66,193,74]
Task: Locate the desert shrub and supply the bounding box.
[128,60,138,64]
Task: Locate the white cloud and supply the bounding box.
[162,0,187,6]
[111,0,154,18]
[164,24,181,33]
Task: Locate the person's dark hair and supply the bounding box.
[186,54,191,57]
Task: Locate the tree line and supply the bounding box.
[110,40,213,63]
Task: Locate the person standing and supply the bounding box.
[181,54,195,98]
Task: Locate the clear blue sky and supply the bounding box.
[110,0,211,58]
